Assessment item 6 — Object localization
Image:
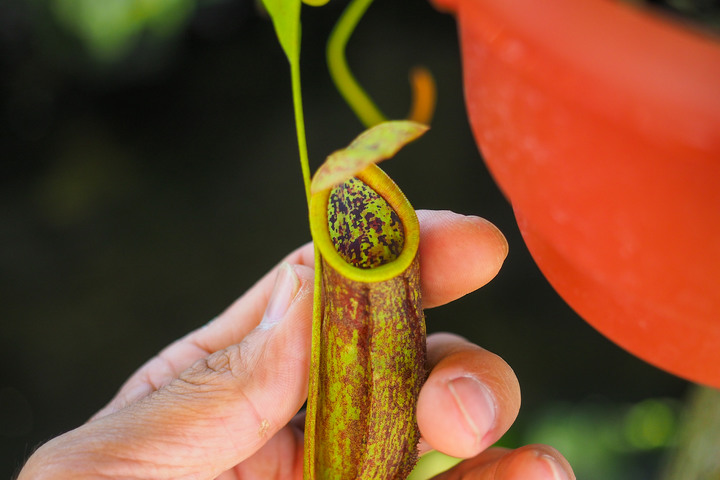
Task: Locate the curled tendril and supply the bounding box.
[407,67,437,125]
[327,0,437,128]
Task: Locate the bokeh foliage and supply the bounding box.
[50,0,195,61]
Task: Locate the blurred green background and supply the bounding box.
[1,0,691,478]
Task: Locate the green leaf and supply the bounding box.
[261,0,302,64]
[311,120,429,193]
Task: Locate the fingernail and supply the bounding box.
[259,263,300,329]
[540,454,571,480]
[203,316,219,329]
[447,376,497,448]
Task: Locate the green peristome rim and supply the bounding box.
[310,164,420,283]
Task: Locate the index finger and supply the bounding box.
[199,209,507,351]
[416,210,508,308]
[197,209,507,352]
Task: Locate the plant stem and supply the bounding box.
[289,51,323,480]
[327,0,386,128]
[291,60,312,205]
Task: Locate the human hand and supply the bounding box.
[19,210,574,480]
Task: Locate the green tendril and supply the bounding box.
[327,0,386,128]
[291,61,312,206]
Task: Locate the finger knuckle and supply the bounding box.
[174,345,245,392]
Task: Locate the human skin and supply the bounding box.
[18,210,574,480]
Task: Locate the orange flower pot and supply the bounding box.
[433,0,720,387]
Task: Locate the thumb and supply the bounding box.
[21,263,315,480]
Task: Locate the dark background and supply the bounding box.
[1,0,690,478]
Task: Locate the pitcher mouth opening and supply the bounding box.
[310,164,420,283]
[327,176,405,269]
